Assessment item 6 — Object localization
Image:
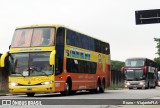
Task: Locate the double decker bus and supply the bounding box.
[0,24,111,96]
[158,71,160,86]
[121,58,158,89]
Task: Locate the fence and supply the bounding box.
[111,70,124,86]
[0,53,9,91]
[0,67,9,91]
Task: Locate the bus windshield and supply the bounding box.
[125,59,144,67]
[158,72,160,80]
[125,70,144,80]
[9,52,53,76]
[11,27,55,47]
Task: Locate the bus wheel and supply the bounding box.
[95,80,100,93]
[26,93,35,97]
[145,82,149,89]
[100,79,105,93]
[61,82,70,96]
[152,83,156,89]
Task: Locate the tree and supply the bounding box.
[154,38,160,71]
[111,60,125,71]
[154,38,160,56]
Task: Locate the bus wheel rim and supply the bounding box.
[66,83,69,91]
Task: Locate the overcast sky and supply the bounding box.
[0,0,160,61]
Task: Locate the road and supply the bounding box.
[0,87,160,108]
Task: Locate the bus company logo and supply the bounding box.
[2,100,11,105]
[28,81,31,85]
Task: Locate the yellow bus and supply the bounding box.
[1,24,111,96]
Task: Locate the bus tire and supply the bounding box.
[95,80,101,93]
[145,82,149,89]
[100,79,105,93]
[89,80,101,93]
[152,83,156,89]
[61,80,71,96]
[26,93,35,97]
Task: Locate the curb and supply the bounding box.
[0,93,13,96]
[0,93,25,96]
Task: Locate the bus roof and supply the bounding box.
[126,57,154,61]
[16,24,109,44]
[16,24,64,29]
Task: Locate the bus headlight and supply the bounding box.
[139,81,145,85]
[41,81,52,85]
[126,82,130,86]
[10,82,18,86]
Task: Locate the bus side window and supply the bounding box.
[55,27,64,75]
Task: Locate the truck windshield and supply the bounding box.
[125,59,144,67]
[9,52,53,76]
[11,27,55,48]
[125,70,144,80]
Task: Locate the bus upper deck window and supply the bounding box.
[31,28,55,46]
[11,29,33,48]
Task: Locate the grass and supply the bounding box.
[107,85,125,90]
[0,90,9,93]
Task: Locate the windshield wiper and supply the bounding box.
[11,72,25,77]
[30,67,50,76]
[41,71,49,76]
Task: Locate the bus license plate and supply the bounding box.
[27,88,32,91]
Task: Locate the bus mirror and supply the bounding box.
[0,52,8,67]
[144,66,147,73]
[49,50,56,65]
[121,67,124,74]
[9,45,11,49]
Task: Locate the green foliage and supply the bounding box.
[154,38,160,71]
[0,90,9,93]
[111,60,125,71]
[154,38,160,56]
[107,84,124,90]
[154,57,160,71]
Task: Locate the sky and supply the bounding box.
[0,0,160,61]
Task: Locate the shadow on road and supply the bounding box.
[18,91,110,98]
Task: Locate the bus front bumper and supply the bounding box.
[125,84,146,89]
[125,81,146,89]
[9,84,55,93]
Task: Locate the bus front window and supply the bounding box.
[9,52,53,76]
[11,29,33,47]
[158,72,160,80]
[125,59,144,67]
[31,28,55,46]
[9,53,29,76]
[11,28,55,48]
[29,52,53,76]
[125,70,144,80]
[125,70,134,80]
